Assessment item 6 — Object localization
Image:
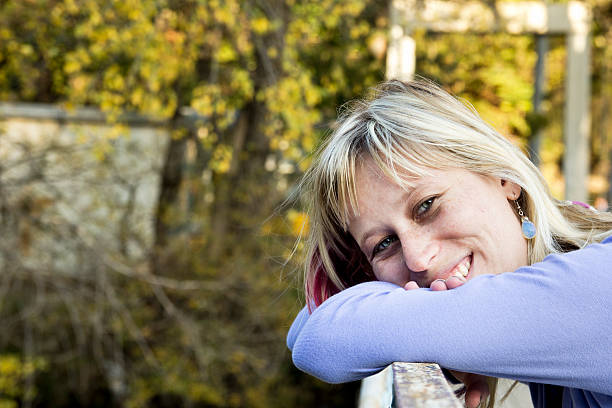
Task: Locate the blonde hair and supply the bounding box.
[302,78,612,306]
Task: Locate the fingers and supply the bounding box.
[445,276,465,289]
[403,281,420,290]
[403,275,467,291]
[445,371,490,408]
[464,378,489,408]
[430,279,448,291]
[431,275,467,291]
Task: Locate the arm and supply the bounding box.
[288,238,612,395]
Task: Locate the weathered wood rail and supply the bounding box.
[358,363,462,408]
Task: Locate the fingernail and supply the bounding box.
[404,281,419,290]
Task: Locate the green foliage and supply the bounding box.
[0,0,387,407]
[414,0,612,201]
[415,31,535,143]
[0,354,46,407]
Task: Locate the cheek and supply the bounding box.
[495,202,523,238]
[485,203,528,271]
[443,199,519,255]
[373,257,408,285]
[506,218,528,267]
[464,196,512,234]
[435,204,480,237]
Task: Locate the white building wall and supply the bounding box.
[0,104,169,274]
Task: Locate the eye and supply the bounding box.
[416,197,435,217]
[372,235,399,257]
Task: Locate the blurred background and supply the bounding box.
[0,0,610,407]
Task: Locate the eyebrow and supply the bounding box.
[353,188,416,250]
[357,226,387,251]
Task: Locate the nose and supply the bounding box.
[399,231,439,273]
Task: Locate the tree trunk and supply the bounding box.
[152,122,188,276]
[208,101,264,261]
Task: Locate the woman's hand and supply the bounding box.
[450,370,490,408]
[404,276,490,408]
[403,275,466,291]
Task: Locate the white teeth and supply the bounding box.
[453,271,467,281]
[444,258,471,281]
[459,262,469,277]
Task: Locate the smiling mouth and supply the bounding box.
[413,254,473,287]
[446,254,473,281]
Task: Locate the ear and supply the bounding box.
[500,179,521,200]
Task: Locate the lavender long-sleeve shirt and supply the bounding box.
[287,236,612,407]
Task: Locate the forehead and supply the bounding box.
[356,155,437,191]
[359,154,435,183]
[347,159,497,218]
[345,157,436,217]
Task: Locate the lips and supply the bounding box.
[411,253,473,287]
[446,254,472,281]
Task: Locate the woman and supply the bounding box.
[287,79,612,408]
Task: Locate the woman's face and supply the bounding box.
[348,159,528,288]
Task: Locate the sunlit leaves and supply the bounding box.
[210,144,233,174]
[0,354,47,407]
[416,32,535,139]
[0,1,384,407]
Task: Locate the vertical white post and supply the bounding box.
[357,366,393,408]
[386,0,416,81]
[563,3,591,201]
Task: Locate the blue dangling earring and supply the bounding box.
[515,200,536,239]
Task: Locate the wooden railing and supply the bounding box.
[358,363,462,408]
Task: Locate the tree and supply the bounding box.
[0,0,386,406]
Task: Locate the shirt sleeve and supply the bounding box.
[287,237,612,396]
